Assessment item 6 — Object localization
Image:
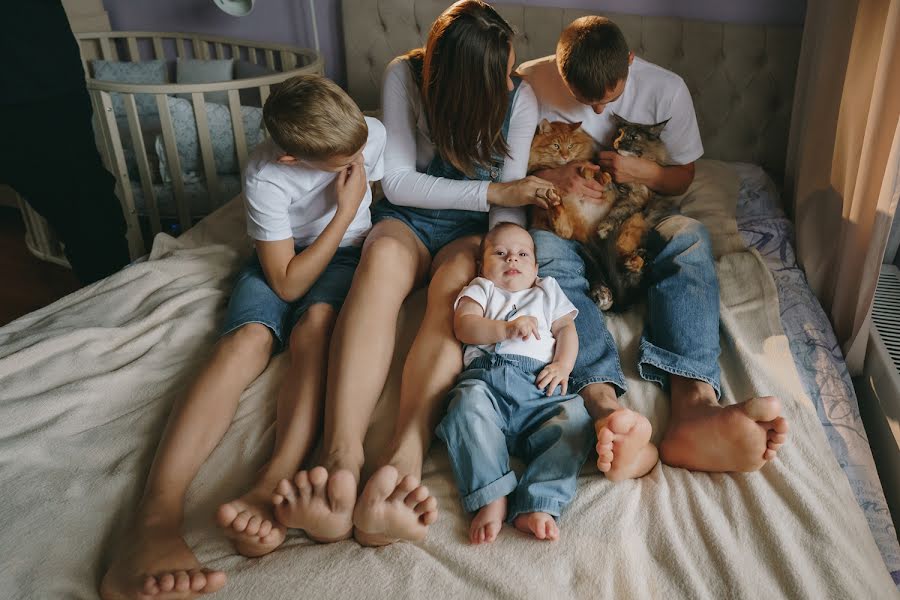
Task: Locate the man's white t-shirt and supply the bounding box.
[243,116,386,246]
[456,275,578,367]
[518,55,703,165]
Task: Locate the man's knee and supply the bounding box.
[657,216,710,250]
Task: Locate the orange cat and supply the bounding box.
[527,119,616,242]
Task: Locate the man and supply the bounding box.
[519,16,789,473]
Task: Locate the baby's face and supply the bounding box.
[480,227,538,292]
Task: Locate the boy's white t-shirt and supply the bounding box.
[455,275,578,367]
[243,116,386,246]
[518,55,703,165]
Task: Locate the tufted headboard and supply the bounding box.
[341,0,802,181]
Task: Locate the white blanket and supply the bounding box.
[0,161,896,599]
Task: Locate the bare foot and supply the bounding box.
[100,523,226,600]
[216,485,286,558]
[469,497,506,545]
[513,512,559,541]
[352,465,438,546]
[660,396,790,472]
[595,408,659,481]
[272,466,355,543]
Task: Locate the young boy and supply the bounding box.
[100,74,385,599]
[436,223,594,545]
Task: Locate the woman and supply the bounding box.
[269,0,555,545]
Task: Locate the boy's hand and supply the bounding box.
[596,151,660,185]
[536,361,572,396]
[335,154,367,218]
[505,316,540,341]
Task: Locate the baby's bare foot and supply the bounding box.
[352,465,438,546]
[272,466,355,543]
[100,522,226,600]
[216,485,286,558]
[469,497,506,545]
[660,396,790,472]
[513,512,559,541]
[595,408,659,481]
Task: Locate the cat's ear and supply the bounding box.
[566,121,583,132]
[611,113,628,126]
[648,119,670,138]
[538,118,553,134]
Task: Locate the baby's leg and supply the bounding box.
[436,378,517,545]
[219,304,339,553]
[509,396,594,541]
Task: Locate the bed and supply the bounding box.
[0,1,898,598]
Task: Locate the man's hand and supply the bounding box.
[534,161,609,204]
[505,316,541,341]
[596,151,661,185]
[536,361,572,396]
[335,155,367,218]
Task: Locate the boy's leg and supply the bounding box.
[435,376,517,545]
[641,216,789,472]
[353,235,478,546]
[280,221,430,543]
[101,323,274,600]
[510,394,594,541]
[532,229,657,479]
[218,304,339,552]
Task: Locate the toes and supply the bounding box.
[595,425,615,445]
[259,519,273,538]
[366,465,402,499]
[389,475,420,503]
[327,470,358,511]
[771,417,790,434]
[246,515,262,536]
[216,502,237,527]
[203,570,227,593]
[743,396,781,422]
[159,573,175,593]
[768,432,788,445]
[274,479,297,505]
[597,459,612,472]
[414,495,438,516]
[763,448,776,461]
[174,571,191,592]
[188,570,207,592]
[403,484,430,508]
[294,471,313,500]
[547,521,559,541]
[142,576,159,595]
[308,466,328,496]
[232,510,251,532]
[485,522,500,543]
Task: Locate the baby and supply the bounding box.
[437,222,594,544]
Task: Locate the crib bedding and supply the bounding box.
[0,160,898,599]
[733,163,900,583]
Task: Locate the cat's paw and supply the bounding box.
[597,171,613,185]
[597,222,614,239]
[592,286,614,311]
[624,253,645,273]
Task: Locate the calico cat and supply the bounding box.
[527,119,617,241]
[527,115,676,311]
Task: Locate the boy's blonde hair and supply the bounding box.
[263,74,368,160]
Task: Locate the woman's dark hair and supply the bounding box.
[405,0,515,176]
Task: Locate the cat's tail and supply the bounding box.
[579,235,633,313]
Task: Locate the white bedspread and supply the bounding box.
[0,161,896,599]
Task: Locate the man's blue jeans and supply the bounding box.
[532,215,721,398]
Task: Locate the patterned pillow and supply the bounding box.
[174,58,234,106]
[90,60,169,118]
[155,95,264,181]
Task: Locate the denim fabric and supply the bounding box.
[639,215,722,397]
[220,245,361,352]
[371,79,523,256]
[436,353,594,522]
[531,229,627,395]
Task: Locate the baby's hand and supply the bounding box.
[536,362,571,396]
[505,316,540,341]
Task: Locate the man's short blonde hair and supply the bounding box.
[263,74,368,160]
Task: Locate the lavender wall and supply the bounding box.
[102,0,806,86]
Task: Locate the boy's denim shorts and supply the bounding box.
[220,245,361,352]
[372,199,488,256]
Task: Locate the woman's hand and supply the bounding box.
[487,176,560,209]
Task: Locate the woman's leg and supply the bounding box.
[353,234,480,546]
[218,304,338,553]
[101,323,274,600]
[271,220,430,542]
